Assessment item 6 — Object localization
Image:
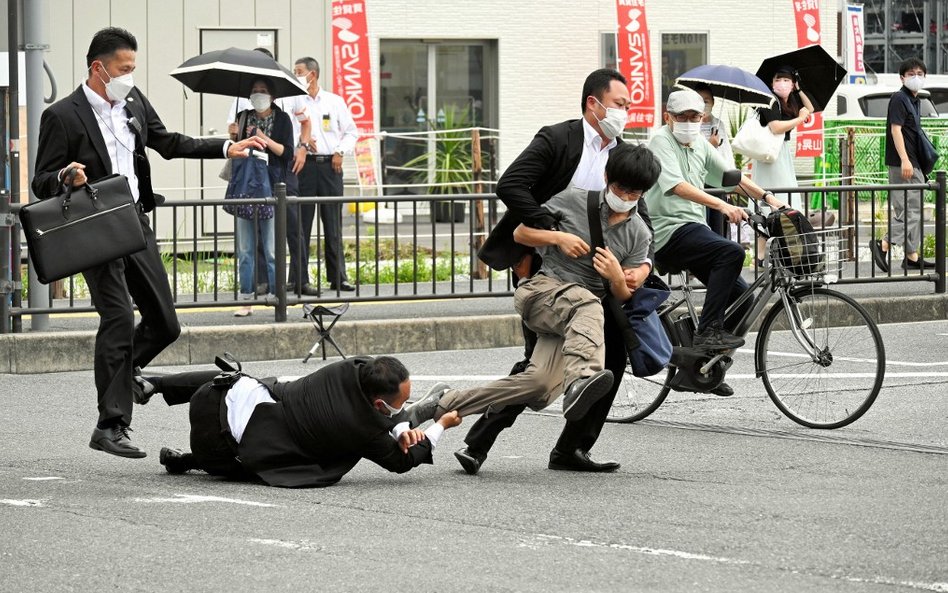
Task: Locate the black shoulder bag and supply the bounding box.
[585,190,672,377]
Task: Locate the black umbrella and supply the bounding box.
[169,47,306,99]
[675,64,775,107]
[756,44,847,113]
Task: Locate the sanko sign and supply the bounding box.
[615,0,656,128]
[332,0,375,135]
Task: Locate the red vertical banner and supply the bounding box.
[792,0,823,157]
[616,0,655,128]
[331,0,379,191]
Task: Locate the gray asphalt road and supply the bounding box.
[1,320,946,592]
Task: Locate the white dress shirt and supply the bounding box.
[301,88,358,155]
[568,117,617,191]
[81,83,140,201]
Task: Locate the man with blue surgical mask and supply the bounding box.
[141,356,461,488]
[644,89,785,395]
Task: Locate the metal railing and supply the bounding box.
[2,174,946,333]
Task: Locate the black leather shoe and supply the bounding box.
[454,447,487,475]
[132,366,157,405]
[548,448,620,472]
[300,283,321,296]
[869,239,890,273]
[902,257,937,270]
[710,381,734,397]
[561,369,614,421]
[330,281,356,292]
[89,425,146,458]
[509,358,530,375]
[159,447,197,474]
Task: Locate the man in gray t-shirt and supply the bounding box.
[432,144,660,439]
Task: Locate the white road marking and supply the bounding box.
[0,499,44,507]
[535,534,948,591]
[133,493,279,508]
[249,538,322,551]
[22,477,65,481]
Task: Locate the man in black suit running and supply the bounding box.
[460,69,652,474]
[31,27,265,459]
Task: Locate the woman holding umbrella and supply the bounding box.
[230,78,295,316]
[753,66,815,206]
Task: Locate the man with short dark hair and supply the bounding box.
[31,27,265,459]
[147,356,461,488]
[869,56,935,272]
[460,70,654,474]
[291,57,359,295]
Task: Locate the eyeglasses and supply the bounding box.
[671,112,703,123]
[611,185,643,201]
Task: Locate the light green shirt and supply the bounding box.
[644,126,732,251]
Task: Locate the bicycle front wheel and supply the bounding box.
[756,287,885,429]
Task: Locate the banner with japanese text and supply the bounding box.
[792,0,823,157]
[615,0,656,128]
[331,0,380,193]
[845,4,867,84]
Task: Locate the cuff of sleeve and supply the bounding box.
[423,423,445,449]
[390,421,410,440]
[223,140,233,157]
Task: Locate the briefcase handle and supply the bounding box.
[61,167,101,218]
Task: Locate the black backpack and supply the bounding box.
[766,208,825,277]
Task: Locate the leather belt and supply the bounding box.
[306,154,333,163]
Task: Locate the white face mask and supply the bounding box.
[604,189,637,213]
[250,93,272,112]
[297,75,309,87]
[96,64,134,102]
[904,75,925,93]
[378,398,404,418]
[671,120,702,145]
[593,98,628,139]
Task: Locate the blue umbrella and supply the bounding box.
[675,64,775,107]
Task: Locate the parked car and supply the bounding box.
[833,85,939,119]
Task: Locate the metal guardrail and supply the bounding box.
[1,174,946,333]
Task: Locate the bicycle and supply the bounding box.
[607,208,886,429]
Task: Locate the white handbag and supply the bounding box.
[731,112,785,163]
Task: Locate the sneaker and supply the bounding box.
[561,370,614,421]
[233,306,253,317]
[132,366,157,405]
[405,382,450,427]
[692,323,745,351]
[902,257,937,270]
[709,381,734,397]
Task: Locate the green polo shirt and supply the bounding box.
[644,126,733,251]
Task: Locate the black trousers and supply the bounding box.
[295,159,347,286]
[463,301,628,456]
[82,211,180,428]
[655,222,750,334]
[158,370,245,478]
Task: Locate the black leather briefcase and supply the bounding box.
[19,174,147,284]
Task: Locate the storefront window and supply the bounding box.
[661,33,708,107]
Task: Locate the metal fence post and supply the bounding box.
[274,182,287,322]
[935,171,946,294]
[0,189,11,333]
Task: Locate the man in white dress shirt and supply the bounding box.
[292,57,359,294]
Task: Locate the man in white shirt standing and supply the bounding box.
[293,57,359,294]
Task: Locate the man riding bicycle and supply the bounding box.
[644,89,786,395]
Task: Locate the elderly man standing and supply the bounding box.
[292,57,359,295]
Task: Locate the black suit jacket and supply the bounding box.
[478,119,651,270]
[32,85,227,211]
[238,358,433,488]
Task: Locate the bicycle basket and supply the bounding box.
[767,226,848,281]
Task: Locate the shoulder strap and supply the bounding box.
[585,190,610,296]
[236,110,250,142]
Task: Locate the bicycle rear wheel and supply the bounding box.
[606,367,673,423]
[756,286,884,429]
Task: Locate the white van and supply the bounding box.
[832,84,939,120]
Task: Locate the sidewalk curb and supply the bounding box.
[1,294,945,374]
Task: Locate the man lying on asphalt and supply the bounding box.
[139,356,459,488]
